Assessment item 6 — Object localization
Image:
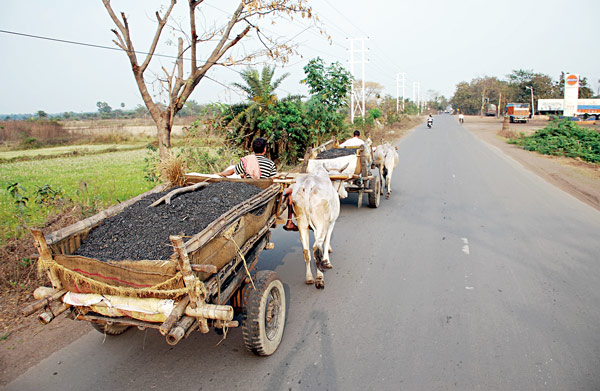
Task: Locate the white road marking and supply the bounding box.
[461,237,470,255]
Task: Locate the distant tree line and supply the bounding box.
[0,100,207,122]
[450,70,597,115]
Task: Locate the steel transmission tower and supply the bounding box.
[396,72,406,113]
[349,38,367,123]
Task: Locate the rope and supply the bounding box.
[224,232,255,289]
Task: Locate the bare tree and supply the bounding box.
[353,80,384,108]
[102,0,318,160]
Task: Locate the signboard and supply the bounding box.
[538,99,600,114]
[537,99,564,112]
[564,73,579,116]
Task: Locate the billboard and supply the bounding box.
[538,99,564,112]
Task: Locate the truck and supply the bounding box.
[485,103,497,116]
[506,103,530,123]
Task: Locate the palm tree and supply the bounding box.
[232,66,290,106]
[230,66,290,149]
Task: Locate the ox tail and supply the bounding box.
[304,180,327,272]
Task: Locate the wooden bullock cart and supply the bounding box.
[300,138,381,208]
[24,175,287,356]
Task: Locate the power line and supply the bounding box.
[0,28,268,78]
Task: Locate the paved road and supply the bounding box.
[8,115,600,390]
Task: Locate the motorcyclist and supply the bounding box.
[427,114,433,127]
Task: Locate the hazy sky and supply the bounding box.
[1,0,598,115]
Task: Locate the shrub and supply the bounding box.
[511,118,600,163]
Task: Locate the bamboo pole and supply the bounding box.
[185,304,233,321]
[31,229,62,289]
[169,235,200,308]
[159,296,190,336]
[39,302,70,325]
[33,286,56,300]
[166,316,196,345]
[198,318,209,334]
[22,289,67,317]
[150,182,209,207]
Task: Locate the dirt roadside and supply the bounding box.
[461,115,600,211]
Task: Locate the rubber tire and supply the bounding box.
[242,270,286,356]
[91,322,130,335]
[368,172,380,208]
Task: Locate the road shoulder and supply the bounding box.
[462,116,600,211]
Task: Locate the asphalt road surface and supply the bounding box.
[8,115,600,390]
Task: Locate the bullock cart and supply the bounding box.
[300,138,381,208]
[24,175,287,356]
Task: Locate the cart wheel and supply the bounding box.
[242,270,286,356]
[368,173,380,208]
[91,322,130,336]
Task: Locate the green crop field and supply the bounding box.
[0,149,154,242]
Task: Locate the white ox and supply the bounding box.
[290,165,340,289]
[373,143,399,199]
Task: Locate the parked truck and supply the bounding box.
[485,103,497,116]
[506,103,530,123]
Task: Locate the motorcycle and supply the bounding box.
[427,118,433,128]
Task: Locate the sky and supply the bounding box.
[1,0,599,115]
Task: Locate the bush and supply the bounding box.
[511,118,600,163]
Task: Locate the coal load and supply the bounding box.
[315,148,356,159]
[74,182,263,262]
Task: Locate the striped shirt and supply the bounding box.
[234,155,277,178]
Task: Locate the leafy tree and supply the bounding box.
[451,76,509,115]
[96,101,112,115]
[35,110,48,119]
[257,97,309,164]
[450,81,479,115]
[507,69,556,114]
[102,0,318,161]
[302,57,352,144]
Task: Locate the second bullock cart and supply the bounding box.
[300,138,381,208]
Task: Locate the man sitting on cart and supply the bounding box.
[218,138,298,232]
[218,137,276,179]
[339,130,365,147]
